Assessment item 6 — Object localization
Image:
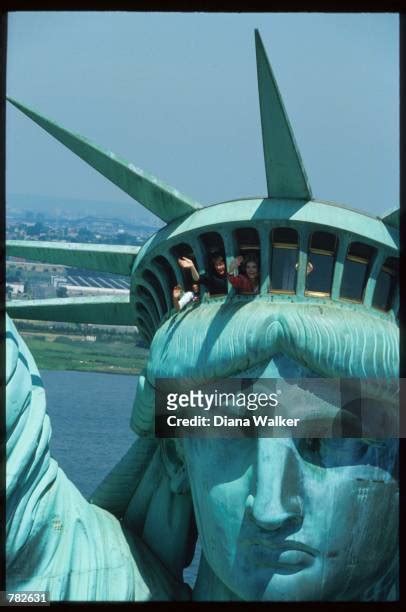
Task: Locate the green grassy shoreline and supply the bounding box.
[21,333,149,376]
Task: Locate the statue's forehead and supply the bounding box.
[147,301,398,382]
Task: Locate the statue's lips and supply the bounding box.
[239,539,318,573]
[241,540,317,556]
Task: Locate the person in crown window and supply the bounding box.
[228,255,259,294]
[178,254,227,296]
[172,283,200,311]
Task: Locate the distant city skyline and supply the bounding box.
[6,12,399,224]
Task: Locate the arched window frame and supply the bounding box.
[305,231,338,298]
[270,227,299,295]
[339,241,377,303]
[372,256,399,312]
[169,242,197,289]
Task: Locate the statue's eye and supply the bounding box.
[296,438,369,468]
[307,438,320,453]
[294,438,322,464]
[294,438,396,471]
[304,438,321,455]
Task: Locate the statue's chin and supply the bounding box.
[203,539,398,602]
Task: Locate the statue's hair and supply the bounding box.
[131,304,399,436]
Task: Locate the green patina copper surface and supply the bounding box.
[6,240,139,276]
[6,316,191,601]
[6,30,399,602]
[7,295,134,325]
[255,30,312,200]
[380,207,399,229]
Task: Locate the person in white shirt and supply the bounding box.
[172,283,200,311]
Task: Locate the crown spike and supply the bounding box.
[6,295,134,326]
[255,30,312,200]
[7,97,201,223]
[7,240,139,276]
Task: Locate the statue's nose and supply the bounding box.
[246,438,303,531]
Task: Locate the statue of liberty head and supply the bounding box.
[6,29,399,601]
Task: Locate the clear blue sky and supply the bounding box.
[6,12,399,223]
